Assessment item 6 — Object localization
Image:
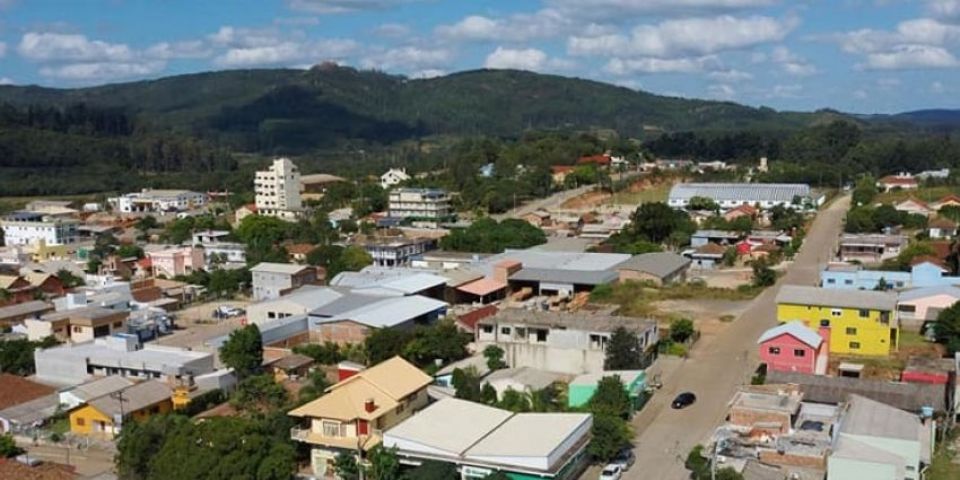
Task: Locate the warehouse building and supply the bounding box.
[668,183,817,210]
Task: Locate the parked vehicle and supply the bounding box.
[213,305,244,318]
[611,449,635,471]
[599,464,622,480]
[672,392,697,409]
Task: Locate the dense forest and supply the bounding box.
[1,65,960,196]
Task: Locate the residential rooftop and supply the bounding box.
[87,380,173,417]
[776,285,898,311]
[250,262,312,275]
[480,309,656,333]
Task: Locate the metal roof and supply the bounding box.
[467,412,591,458]
[312,295,447,328]
[88,380,173,417]
[669,183,811,203]
[508,267,619,286]
[0,300,53,319]
[757,322,823,349]
[776,285,897,311]
[482,309,657,334]
[898,285,960,302]
[616,252,691,279]
[250,262,310,274]
[840,394,923,441]
[766,371,947,411]
[66,376,136,402]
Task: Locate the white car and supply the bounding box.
[599,464,622,480]
[214,306,244,318]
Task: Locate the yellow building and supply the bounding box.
[69,380,173,438]
[775,285,899,356]
[288,356,432,478]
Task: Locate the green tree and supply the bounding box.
[498,388,531,412]
[135,215,159,233]
[333,453,361,480]
[441,217,547,253]
[402,320,470,366]
[669,318,695,343]
[402,460,458,480]
[722,246,738,267]
[452,367,483,401]
[624,202,696,245]
[934,301,960,354]
[219,324,263,378]
[365,328,412,365]
[851,175,878,206]
[116,414,186,480]
[0,433,24,458]
[294,342,344,365]
[481,383,498,405]
[55,268,85,288]
[483,345,507,371]
[297,369,332,404]
[231,374,288,412]
[685,445,744,480]
[686,196,719,212]
[116,244,145,259]
[751,259,777,287]
[604,326,641,370]
[365,445,401,480]
[588,413,631,462]
[0,336,59,375]
[845,206,877,233]
[728,215,754,234]
[588,376,632,419]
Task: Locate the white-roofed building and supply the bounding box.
[383,397,591,479]
[111,189,207,213]
[250,262,320,301]
[668,183,816,210]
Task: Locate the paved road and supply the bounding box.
[625,195,850,480]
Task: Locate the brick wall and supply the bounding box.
[310,321,371,345]
[728,407,792,434]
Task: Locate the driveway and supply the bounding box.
[623,195,850,479]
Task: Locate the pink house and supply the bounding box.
[897,286,960,325]
[757,322,827,375]
[147,247,204,278]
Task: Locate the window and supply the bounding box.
[831,309,843,317]
[858,309,870,318]
[500,327,511,336]
[515,327,527,339]
[73,326,82,333]
[820,319,830,327]
[322,421,341,437]
[535,329,548,342]
[827,279,835,284]
[481,325,493,334]
[846,327,857,335]
[794,349,806,357]
[849,342,861,349]
[844,279,853,285]
[76,418,85,426]
[768,347,781,355]
[113,321,123,328]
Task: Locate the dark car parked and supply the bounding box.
[671,392,696,409]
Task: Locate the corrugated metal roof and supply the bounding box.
[87,380,173,417]
[509,268,619,286]
[757,322,823,349]
[766,371,946,411]
[776,285,897,311]
[617,252,691,279]
[250,262,310,274]
[898,285,960,302]
[840,394,922,441]
[669,183,811,203]
[313,295,447,328]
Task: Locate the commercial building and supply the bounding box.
[1,211,79,246]
[289,357,432,478]
[479,250,632,296]
[776,285,899,356]
[146,246,204,278]
[387,188,454,228]
[380,168,410,189]
[69,380,173,439]
[667,183,815,210]
[476,310,658,374]
[352,236,437,267]
[255,157,303,221]
[34,334,215,386]
[111,189,206,213]
[616,252,690,286]
[827,395,933,480]
[383,397,592,480]
[250,262,320,301]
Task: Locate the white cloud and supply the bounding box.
[373,23,411,39]
[569,15,793,58]
[768,84,802,98]
[605,55,720,74]
[708,69,753,81]
[213,38,358,67]
[484,47,548,71]
[770,46,817,76]
[436,9,570,43]
[18,32,133,62]
[0,77,13,85]
[285,0,412,14]
[144,40,211,60]
[410,69,445,79]
[862,44,960,70]
[927,0,960,19]
[361,46,453,71]
[932,80,946,93]
[548,0,776,19]
[707,83,736,100]
[38,61,165,80]
[208,26,291,49]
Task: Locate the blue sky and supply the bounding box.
[1,0,960,113]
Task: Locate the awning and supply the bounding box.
[457,277,508,297]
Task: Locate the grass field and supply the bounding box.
[876,186,958,204]
[604,183,671,205]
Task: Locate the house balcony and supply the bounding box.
[290,427,383,451]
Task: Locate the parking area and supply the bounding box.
[149,299,251,353]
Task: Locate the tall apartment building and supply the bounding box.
[1,211,79,247]
[255,158,303,221]
[387,188,453,228]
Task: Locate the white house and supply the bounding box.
[112,189,207,213]
[380,168,410,189]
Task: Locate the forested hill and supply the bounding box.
[0,65,846,154]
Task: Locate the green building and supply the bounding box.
[567,370,647,411]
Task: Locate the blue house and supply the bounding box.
[820,261,960,290]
